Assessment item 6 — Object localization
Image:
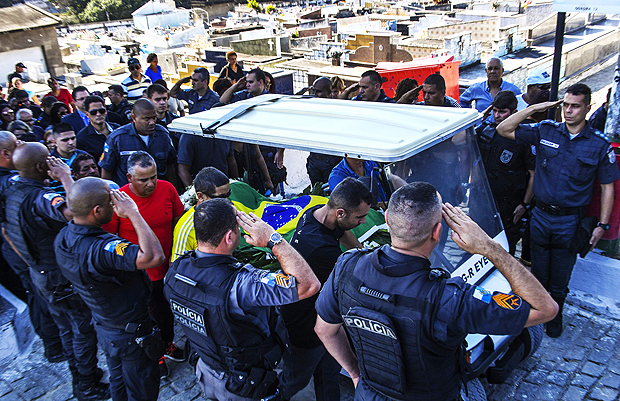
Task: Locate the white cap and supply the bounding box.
[527,69,551,86]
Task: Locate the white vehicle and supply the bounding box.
[169,94,544,400]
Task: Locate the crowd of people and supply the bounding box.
[0,52,614,401]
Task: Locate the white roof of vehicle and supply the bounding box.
[168,94,481,162]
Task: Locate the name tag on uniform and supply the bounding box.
[540,139,559,149]
[120,151,136,156]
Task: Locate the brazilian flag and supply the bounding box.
[229,181,389,270]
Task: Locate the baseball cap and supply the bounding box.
[127,58,141,67]
[527,69,551,86]
[15,62,26,69]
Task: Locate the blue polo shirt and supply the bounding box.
[460,80,522,113]
[229,89,269,104]
[328,158,386,201]
[99,123,176,186]
[516,120,620,208]
[176,88,220,114]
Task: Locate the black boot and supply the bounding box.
[546,295,565,338]
[72,369,110,401]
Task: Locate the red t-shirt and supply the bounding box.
[45,89,73,111]
[102,180,184,281]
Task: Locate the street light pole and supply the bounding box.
[548,11,566,120]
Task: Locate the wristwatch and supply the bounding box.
[597,222,611,231]
[267,232,284,249]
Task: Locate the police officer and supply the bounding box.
[55,178,166,401]
[3,142,109,400]
[496,83,620,337]
[477,91,535,255]
[0,131,64,362]
[163,199,320,401]
[100,99,176,187]
[314,182,558,401]
[279,178,370,401]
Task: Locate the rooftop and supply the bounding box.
[0,4,60,34]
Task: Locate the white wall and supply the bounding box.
[0,46,47,86]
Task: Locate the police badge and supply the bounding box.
[500,149,513,164]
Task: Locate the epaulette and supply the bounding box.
[592,128,611,144]
[539,120,561,128]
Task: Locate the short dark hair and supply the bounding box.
[50,102,69,124]
[71,152,96,173]
[424,73,446,92]
[194,67,210,82]
[72,86,89,99]
[492,90,517,111]
[147,53,158,63]
[108,85,125,96]
[67,177,111,218]
[146,84,168,99]
[52,123,74,137]
[226,50,237,59]
[41,96,58,108]
[213,78,233,97]
[131,98,155,116]
[247,68,266,84]
[394,78,419,102]
[327,177,372,211]
[47,77,57,85]
[13,90,28,100]
[127,150,155,175]
[387,182,441,247]
[154,79,168,89]
[194,199,237,247]
[565,83,591,105]
[84,95,105,112]
[361,70,383,87]
[194,167,229,195]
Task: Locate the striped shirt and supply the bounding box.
[121,74,152,104]
[171,206,197,264]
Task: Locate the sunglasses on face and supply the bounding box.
[2,110,14,116]
[208,189,231,199]
[88,108,107,116]
[129,65,141,71]
[537,84,551,90]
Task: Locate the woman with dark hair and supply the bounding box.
[394,78,419,102]
[49,102,70,130]
[0,103,15,130]
[8,120,37,142]
[264,71,277,94]
[213,78,233,97]
[219,51,245,83]
[330,76,345,99]
[145,53,163,82]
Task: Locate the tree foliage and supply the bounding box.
[77,0,146,22]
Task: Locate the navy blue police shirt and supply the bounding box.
[516,120,620,208]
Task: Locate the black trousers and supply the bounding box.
[148,279,174,345]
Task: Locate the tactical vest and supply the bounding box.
[54,229,152,327]
[164,252,285,382]
[0,168,18,224]
[4,181,57,269]
[336,248,461,401]
[477,123,529,201]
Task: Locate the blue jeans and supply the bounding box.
[530,207,580,298]
[279,344,341,401]
[95,323,160,401]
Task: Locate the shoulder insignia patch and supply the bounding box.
[274,273,293,288]
[608,145,616,164]
[492,292,522,310]
[255,270,294,288]
[43,193,64,206]
[473,286,492,304]
[104,239,129,256]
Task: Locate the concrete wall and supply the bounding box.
[298,26,332,40]
[0,26,64,80]
[203,2,235,19]
[524,1,554,27]
[427,18,500,42]
[213,34,241,48]
[348,36,414,64]
[290,35,328,50]
[231,37,281,57]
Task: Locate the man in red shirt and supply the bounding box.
[103,150,185,379]
[44,77,74,112]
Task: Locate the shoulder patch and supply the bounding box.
[608,145,616,164]
[42,193,64,206]
[473,286,493,304]
[539,120,561,128]
[492,292,522,310]
[253,270,294,288]
[593,128,611,143]
[103,239,130,256]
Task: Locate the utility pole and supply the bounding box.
[605,48,620,139]
[548,11,566,120]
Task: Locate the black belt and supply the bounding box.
[97,318,154,337]
[535,200,582,216]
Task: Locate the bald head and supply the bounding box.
[0,131,17,152]
[67,177,111,218]
[312,77,331,98]
[132,98,156,116]
[13,142,49,173]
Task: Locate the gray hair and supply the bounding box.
[127,150,155,175]
[0,131,16,151]
[486,57,503,69]
[15,108,33,120]
[194,67,210,82]
[7,120,31,133]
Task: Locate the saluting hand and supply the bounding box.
[236,210,275,248]
[442,202,493,255]
[47,156,71,181]
[530,98,563,113]
[111,190,139,219]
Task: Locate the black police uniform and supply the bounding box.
[164,251,297,401]
[515,121,620,300]
[477,122,535,255]
[352,89,394,103]
[98,123,176,186]
[76,122,121,163]
[279,206,343,401]
[107,99,133,125]
[3,178,105,398]
[55,221,160,401]
[0,169,63,359]
[316,246,530,401]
